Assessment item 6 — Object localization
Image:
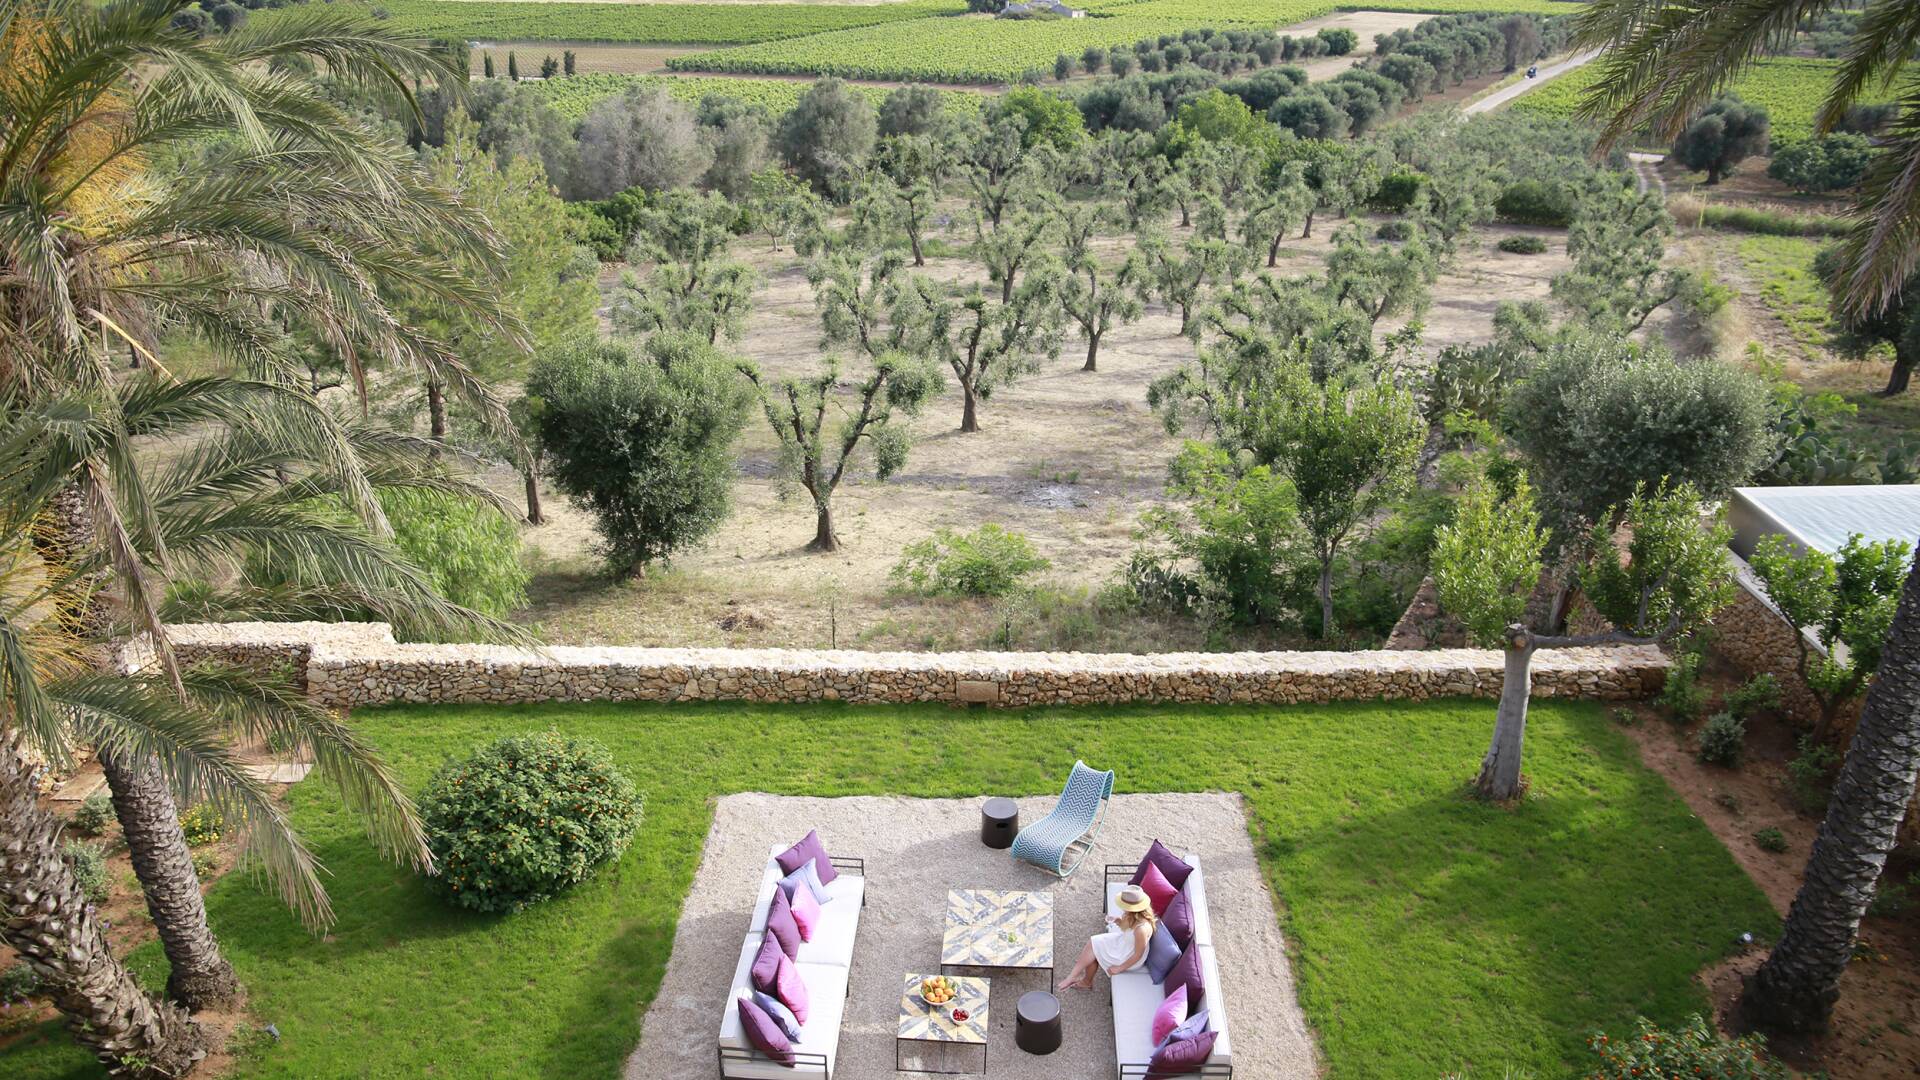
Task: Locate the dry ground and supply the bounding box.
[501,211,1636,652]
[466,42,704,75]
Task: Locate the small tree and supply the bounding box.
[1551,173,1701,333]
[526,335,751,576]
[1767,133,1872,193]
[879,85,949,137]
[1082,45,1107,74]
[378,489,530,619]
[1672,95,1770,184]
[539,54,558,80]
[1054,53,1074,82]
[609,191,755,346]
[1140,230,1238,334]
[856,134,944,265]
[1432,475,1548,646]
[1241,161,1314,268]
[749,167,824,253]
[562,49,576,76]
[744,251,943,550]
[482,52,494,79]
[1748,533,1911,738]
[1273,138,1381,239]
[507,50,519,82]
[975,204,1057,303]
[572,85,712,198]
[777,78,878,195]
[897,267,1065,433]
[1446,481,1734,801]
[1058,204,1146,372]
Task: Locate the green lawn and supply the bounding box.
[6,698,1776,1079]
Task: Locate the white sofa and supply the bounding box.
[716,845,866,1079]
[1105,855,1233,1078]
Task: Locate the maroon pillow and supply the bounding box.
[1145,1029,1218,1079]
[1129,840,1193,891]
[1164,945,1205,1013]
[775,829,838,886]
[766,886,801,959]
[1162,889,1195,949]
[750,933,783,993]
[736,993,795,1065]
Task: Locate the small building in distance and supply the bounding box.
[1000,1,1086,17]
[1728,484,1920,559]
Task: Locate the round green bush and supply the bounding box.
[1496,234,1548,255]
[1494,178,1573,226]
[1374,219,1415,241]
[420,732,644,913]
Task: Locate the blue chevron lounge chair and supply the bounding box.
[1009,760,1115,878]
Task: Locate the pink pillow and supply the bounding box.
[790,877,822,941]
[1140,861,1178,917]
[1152,983,1189,1045]
[766,887,801,959]
[773,953,809,1024]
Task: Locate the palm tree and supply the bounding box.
[1569,1,1920,319]
[3,0,527,1070]
[1743,549,1920,1032]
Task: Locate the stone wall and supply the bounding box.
[123,622,1670,710]
[1707,553,1854,732]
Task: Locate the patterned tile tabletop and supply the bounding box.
[897,973,990,1045]
[940,889,1054,970]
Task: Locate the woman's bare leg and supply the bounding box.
[1060,940,1098,989]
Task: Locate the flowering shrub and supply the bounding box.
[419,732,644,914]
[178,803,224,846]
[1588,1015,1788,1079]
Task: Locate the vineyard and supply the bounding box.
[527,71,985,119]
[263,0,966,45]
[1510,56,1891,142]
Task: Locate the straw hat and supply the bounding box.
[1115,885,1153,913]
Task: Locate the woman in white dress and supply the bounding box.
[1059,884,1156,990]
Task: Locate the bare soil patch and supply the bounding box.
[466,42,703,75]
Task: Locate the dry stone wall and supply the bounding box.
[124,623,1669,710]
[1708,554,1855,732]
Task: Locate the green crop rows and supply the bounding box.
[529,72,986,120]
[1511,57,1893,142]
[265,0,966,46]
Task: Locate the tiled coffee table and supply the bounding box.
[897,972,990,1075]
[940,888,1054,991]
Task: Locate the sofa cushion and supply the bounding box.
[1166,1007,1209,1044]
[1165,944,1204,1013]
[790,877,822,941]
[1162,888,1195,949]
[735,993,794,1065]
[775,830,837,885]
[1109,970,1163,1066]
[766,888,801,959]
[750,933,782,993]
[1139,862,1178,917]
[1130,840,1194,891]
[1145,922,1181,984]
[773,953,809,1024]
[1146,1029,1218,1078]
[751,989,801,1041]
[720,953,847,1080]
[779,858,831,907]
[1152,984,1188,1045]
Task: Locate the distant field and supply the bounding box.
[1510,56,1891,142]
[526,70,986,117]
[274,0,966,44]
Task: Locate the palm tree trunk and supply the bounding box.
[1743,553,1920,1032]
[0,732,209,1078]
[100,753,240,1010]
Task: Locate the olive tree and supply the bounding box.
[741,251,943,550]
[527,335,751,575]
[1550,173,1702,333]
[571,85,712,199]
[896,266,1066,433]
[1437,481,1734,800]
[1749,533,1912,739]
[609,191,756,346]
[776,78,877,195]
[1140,230,1238,335]
[1056,202,1145,372]
[1241,160,1314,268]
[1671,95,1769,184]
[857,134,945,265]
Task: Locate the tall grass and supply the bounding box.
[1672,195,1853,237]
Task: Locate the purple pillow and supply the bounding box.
[750,933,783,993]
[1145,923,1181,985]
[1162,889,1195,950]
[773,953,810,1024]
[736,993,795,1065]
[1164,945,1205,1013]
[1130,840,1193,891]
[1145,1029,1218,1079]
[751,989,802,1041]
[766,886,801,959]
[1164,1007,1209,1045]
[778,859,832,906]
[775,829,838,886]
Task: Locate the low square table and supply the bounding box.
[940,888,1055,991]
[896,972,990,1075]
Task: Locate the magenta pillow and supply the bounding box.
[1152,983,1188,1045]
[1145,1029,1218,1079]
[1139,861,1178,917]
[773,953,809,1024]
[736,993,795,1065]
[1130,840,1193,891]
[750,933,782,993]
[1162,889,1194,949]
[1165,945,1205,1013]
[766,887,801,958]
[790,877,822,941]
[775,830,838,886]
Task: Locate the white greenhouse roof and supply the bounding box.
[1729,485,1920,558]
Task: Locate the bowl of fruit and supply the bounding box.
[918,975,958,1010]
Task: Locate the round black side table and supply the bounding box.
[980,797,1019,849]
[1015,990,1062,1055]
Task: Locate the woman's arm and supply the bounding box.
[1105,925,1151,975]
